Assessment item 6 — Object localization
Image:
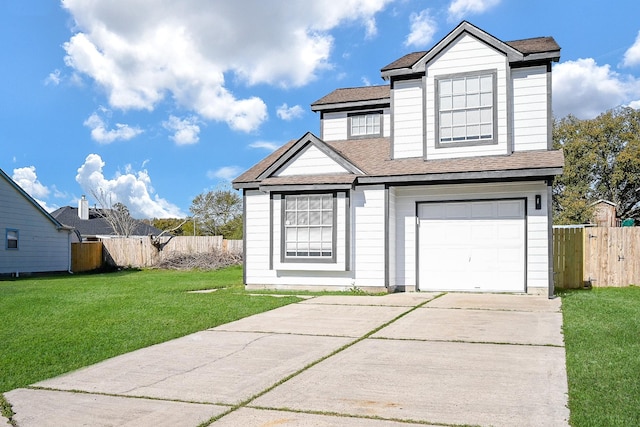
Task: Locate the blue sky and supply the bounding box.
[2,0,640,218]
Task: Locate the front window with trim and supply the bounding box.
[6,229,18,250]
[284,194,334,258]
[349,112,381,138]
[437,72,495,144]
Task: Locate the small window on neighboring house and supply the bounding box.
[349,112,381,138]
[436,71,496,146]
[6,229,18,250]
[284,194,334,258]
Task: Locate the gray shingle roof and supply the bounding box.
[381,36,560,72]
[51,206,164,237]
[506,37,560,55]
[232,136,564,189]
[311,85,390,109]
[380,51,428,72]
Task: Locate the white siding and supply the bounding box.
[387,187,396,288]
[244,191,355,289]
[512,66,549,151]
[425,33,509,159]
[393,182,550,293]
[322,112,348,141]
[352,186,386,287]
[321,109,391,142]
[0,177,70,274]
[243,191,271,285]
[275,145,348,176]
[392,79,424,159]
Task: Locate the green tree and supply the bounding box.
[190,184,242,238]
[553,107,640,224]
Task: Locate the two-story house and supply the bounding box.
[233,21,563,296]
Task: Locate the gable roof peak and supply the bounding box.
[0,167,68,230]
[381,21,560,79]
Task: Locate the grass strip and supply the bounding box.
[561,287,640,426]
[0,394,16,427]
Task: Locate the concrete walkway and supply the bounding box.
[4,293,569,426]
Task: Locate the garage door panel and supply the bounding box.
[445,203,471,219]
[471,201,495,218]
[418,199,525,293]
[424,223,468,242]
[498,221,523,240]
[498,200,524,217]
[423,248,469,270]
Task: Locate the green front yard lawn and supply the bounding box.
[561,286,640,426]
[0,266,300,394]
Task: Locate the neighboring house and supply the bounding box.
[51,196,163,242]
[233,21,564,296]
[0,168,74,275]
[590,200,618,227]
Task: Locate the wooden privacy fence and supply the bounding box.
[554,227,640,288]
[71,242,103,272]
[71,236,242,271]
[102,236,243,268]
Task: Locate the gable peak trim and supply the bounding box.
[381,21,530,79]
[256,132,363,180]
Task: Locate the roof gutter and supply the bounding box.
[311,99,390,112]
[356,167,564,185]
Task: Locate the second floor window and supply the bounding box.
[437,72,495,145]
[349,112,381,138]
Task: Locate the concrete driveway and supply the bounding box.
[4,292,569,426]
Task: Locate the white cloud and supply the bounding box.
[405,10,437,48]
[276,104,305,121]
[363,17,378,39]
[75,154,184,218]
[249,141,280,151]
[207,166,243,181]
[84,111,143,144]
[552,58,640,119]
[45,69,61,86]
[61,0,391,133]
[448,0,501,21]
[623,30,640,67]
[12,166,50,199]
[163,115,200,145]
[12,166,58,212]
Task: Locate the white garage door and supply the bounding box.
[418,199,525,292]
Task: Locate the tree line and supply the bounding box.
[553,106,640,225]
[146,184,242,239]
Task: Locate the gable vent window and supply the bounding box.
[436,71,496,145]
[349,112,381,138]
[284,194,334,258]
[6,229,18,250]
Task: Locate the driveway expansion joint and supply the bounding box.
[200,299,431,426]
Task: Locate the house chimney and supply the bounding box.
[79,195,89,220]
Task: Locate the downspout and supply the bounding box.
[547,179,555,299]
[67,230,73,274]
[59,226,77,274]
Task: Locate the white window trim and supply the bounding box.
[281,193,337,263]
[347,111,382,139]
[434,70,498,148]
